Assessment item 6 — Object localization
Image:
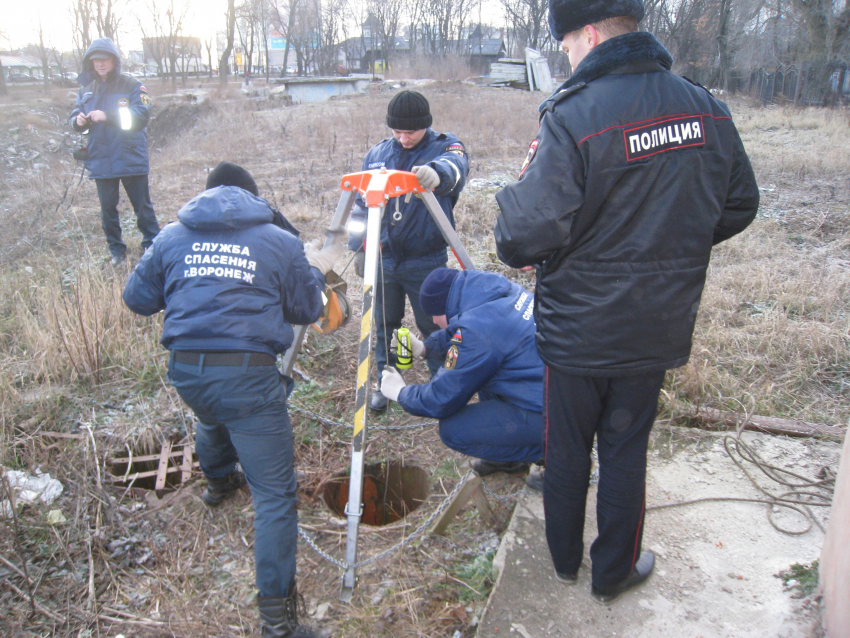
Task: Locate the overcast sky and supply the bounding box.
[5,0,229,52]
[5,0,508,54]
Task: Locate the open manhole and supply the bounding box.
[321,461,429,526]
[107,440,199,496]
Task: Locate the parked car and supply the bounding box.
[62,72,78,81]
[7,72,33,82]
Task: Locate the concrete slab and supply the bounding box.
[478,427,838,638]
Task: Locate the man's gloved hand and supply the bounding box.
[413,165,440,191]
[353,251,365,278]
[380,367,407,402]
[304,230,347,275]
[391,329,426,358]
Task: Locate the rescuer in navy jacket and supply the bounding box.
[494,0,759,605]
[71,38,159,266]
[378,269,545,474]
[347,90,469,412]
[123,163,344,638]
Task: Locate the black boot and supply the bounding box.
[258,584,318,638]
[369,389,388,412]
[201,470,246,507]
[591,550,655,604]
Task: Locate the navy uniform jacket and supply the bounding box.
[397,270,544,418]
[70,38,151,179]
[347,129,469,272]
[123,186,325,356]
[495,32,759,377]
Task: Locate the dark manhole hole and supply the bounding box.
[321,461,430,526]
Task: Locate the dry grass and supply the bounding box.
[0,84,848,637]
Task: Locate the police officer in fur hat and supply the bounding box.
[347,90,469,412]
[494,0,759,603]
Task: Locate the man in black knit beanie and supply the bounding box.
[347,90,470,412]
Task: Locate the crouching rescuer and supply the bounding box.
[122,162,345,638]
[379,268,545,475]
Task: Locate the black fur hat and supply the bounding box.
[205,161,259,196]
[549,0,645,40]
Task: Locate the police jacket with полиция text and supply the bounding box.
[70,38,151,180]
[122,186,325,356]
[397,270,544,419]
[495,31,760,378]
[347,129,469,272]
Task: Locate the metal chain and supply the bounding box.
[480,480,528,503]
[297,527,348,569]
[290,403,436,432]
[297,470,476,569]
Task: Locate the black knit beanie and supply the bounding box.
[549,0,645,40]
[386,90,432,131]
[205,161,259,197]
[419,268,460,317]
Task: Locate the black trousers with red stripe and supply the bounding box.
[543,366,665,590]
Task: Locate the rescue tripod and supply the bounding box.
[280,169,476,602]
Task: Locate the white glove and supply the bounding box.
[380,367,407,402]
[391,329,425,358]
[413,165,440,190]
[303,230,347,275]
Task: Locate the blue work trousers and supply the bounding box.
[95,175,159,257]
[166,354,297,598]
[543,367,665,590]
[375,259,443,378]
[438,391,544,463]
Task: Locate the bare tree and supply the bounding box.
[71,0,95,69]
[137,0,190,91]
[368,0,404,71]
[501,0,547,52]
[220,0,237,83]
[0,28,9,96]
[270,0,301,76]
[35,23,54,92]
[205,37,215,79]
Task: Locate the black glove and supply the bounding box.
[353,252,365,278]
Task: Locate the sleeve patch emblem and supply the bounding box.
[519,139,539,178]
[446,143,466,157]
[450,329,463,344]
[117,98,129,107]
[444,345,459,370]
[140,93,152,106]
[623,115,705,162]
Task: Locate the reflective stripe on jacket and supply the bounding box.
[70,38,151,179]
[347,129,469,272]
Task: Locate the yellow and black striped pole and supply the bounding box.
[340,181,385,601]
[336,169,475,601]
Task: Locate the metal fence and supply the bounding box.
[748,62,849,106]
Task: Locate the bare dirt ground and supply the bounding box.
[0,80,846,637]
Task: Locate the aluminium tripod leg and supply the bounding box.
[281,190,357,378]
[420,191,476,270]
[339,202,382,602]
